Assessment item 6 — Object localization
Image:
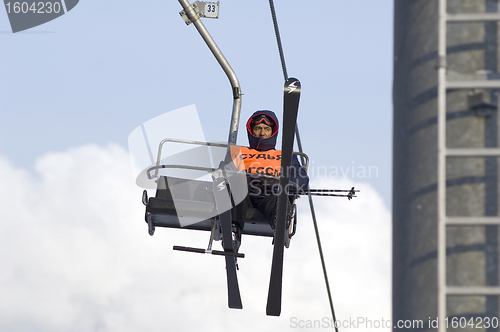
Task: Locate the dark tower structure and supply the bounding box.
[393,1,500,331]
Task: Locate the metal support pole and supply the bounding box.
[437,0,447,331]
[177,0,242,145]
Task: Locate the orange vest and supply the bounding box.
[230,146,282,177]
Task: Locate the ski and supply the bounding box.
[212,177,243,309]
[224,254,242,309]
[266,77,301,316]
[221,210,243,309]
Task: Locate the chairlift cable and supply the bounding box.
[268,0,288,80]
[268,1,339,329]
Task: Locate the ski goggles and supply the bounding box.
[251,114,274,127]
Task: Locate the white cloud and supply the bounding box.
[0,145,391,332]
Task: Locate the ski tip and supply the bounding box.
[284,77,301,94]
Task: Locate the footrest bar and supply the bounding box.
[173,245,245,258]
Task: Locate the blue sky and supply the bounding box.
[0,1,393,331]
[1,0,393,206]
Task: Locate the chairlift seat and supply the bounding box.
[145,176,273,237]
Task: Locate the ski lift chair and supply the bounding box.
[142,139,309,248]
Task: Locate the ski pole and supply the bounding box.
[291,187,359,199]
[300,189,360,193]
[297,193,358,198]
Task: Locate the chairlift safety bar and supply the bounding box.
[153,138,226,179]
[151,138,309,180]
[147,164,218,180]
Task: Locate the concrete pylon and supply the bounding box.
[393,0,499,330]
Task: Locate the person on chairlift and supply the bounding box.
[228,110,309,252]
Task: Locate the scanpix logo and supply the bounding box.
[3,0,79,33]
